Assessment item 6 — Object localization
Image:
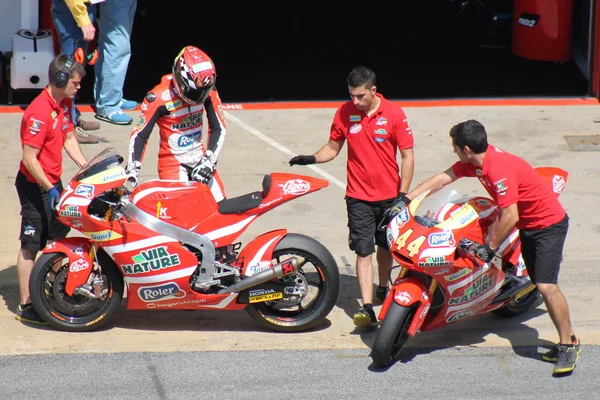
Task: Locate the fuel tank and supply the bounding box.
[130,180,217,230]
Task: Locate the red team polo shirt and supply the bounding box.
[19,88,74,184]
[330,93,414,202]
[452,144,566,230]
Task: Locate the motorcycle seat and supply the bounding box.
[218,192,263,214]
[217,175,271,215]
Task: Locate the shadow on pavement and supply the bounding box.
[0,265,19,315]
[363,296,557,372]
[104,303,332,334]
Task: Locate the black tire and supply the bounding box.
[492,288,540,318]
[29,250,124,332]
[371,302,415,367]
[245,233,340,333]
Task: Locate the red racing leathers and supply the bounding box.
[127,74,227,201]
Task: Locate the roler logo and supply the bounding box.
[74,184,94,199]
[428,232,456,247]
[281,179,310,195]
[138,282,186,302]
[177,132,201,147]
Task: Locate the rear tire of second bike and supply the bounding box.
[371,302,414,368]
[492,288,540,318]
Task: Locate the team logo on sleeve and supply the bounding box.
[552,175,566,193]
[161,90,174,101]
[135,116,146,130]
[494,178,508,195]
[28,118,44,135]
[349,123,362,134]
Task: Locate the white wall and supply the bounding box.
[0,0,40,53]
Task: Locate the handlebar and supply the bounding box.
[182,164,198,182]
[458,237,476,252]
[376,209,392,232]
[457,238,486,268]
[121,207,132,222]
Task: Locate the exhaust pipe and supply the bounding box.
[489,275,535,305]
[218,257,304,294]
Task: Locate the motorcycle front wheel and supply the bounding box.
[371,302,415,367]
[245,233,340,333]
[29,251,124,332]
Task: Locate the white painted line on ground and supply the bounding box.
[224,111,347,190]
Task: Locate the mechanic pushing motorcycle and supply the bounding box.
[383,119,581,375]
[125,45,227,201]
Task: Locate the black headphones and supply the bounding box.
[55,56,75,88]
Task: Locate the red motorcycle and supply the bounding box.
[371,166,568,367]
[29,148,340,332]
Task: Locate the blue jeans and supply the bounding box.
[51,0,97,121]
[94,0,137,116]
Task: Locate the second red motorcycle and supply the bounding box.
[371,166,568,367]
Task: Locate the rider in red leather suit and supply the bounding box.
[125,46,227,201]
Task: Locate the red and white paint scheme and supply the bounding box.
[28,148,340,333]
[370,167,569,367]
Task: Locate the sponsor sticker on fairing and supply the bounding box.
[138,282,186,302]
[280,179,310,195]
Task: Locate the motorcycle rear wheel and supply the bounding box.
[245,233,340,333]
[29,251,124,332]
[371,302,415,367]
[492,288,540,317]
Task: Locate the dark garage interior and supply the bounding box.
[1,0,594,105]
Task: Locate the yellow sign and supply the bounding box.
[84,230,123,242]
[435,204,478,230]
[249,292,283,303]
[80,166,126,185]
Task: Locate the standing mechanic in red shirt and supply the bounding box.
[15,54,88,325]
[125,46,227,201]
[289,66,415,329]
[387,119,580,375]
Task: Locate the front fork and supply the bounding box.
[74,243,108,299]
[378,267,436,336]
[44,239,105,298]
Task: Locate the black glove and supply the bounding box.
[191,150,217,184]
[378,193,411,231]
[473,243,496,263]
[387,192,411,219]
[289,155,316,166]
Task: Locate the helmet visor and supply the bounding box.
[183,86,212,103]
